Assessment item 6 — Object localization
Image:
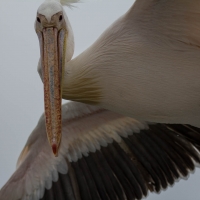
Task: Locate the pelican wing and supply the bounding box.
[1,102,200,200]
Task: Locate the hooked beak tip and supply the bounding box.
[52,143,58,157]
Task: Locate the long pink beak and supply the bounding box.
[37,28,65,156]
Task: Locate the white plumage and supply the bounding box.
[0,0,198,199]
[61,0,200,127]
[45,0,81,7]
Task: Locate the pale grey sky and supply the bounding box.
[0,0,199,199]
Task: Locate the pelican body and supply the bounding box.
[62,0,200,126]
[35,0,200,156]
[36,0,200,156]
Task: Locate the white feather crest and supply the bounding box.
[60,0,81,7]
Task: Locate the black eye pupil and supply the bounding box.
[59,15,63,21]
[37,17,41,23]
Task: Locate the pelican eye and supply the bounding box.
[37,17,41,23]
[59,15,63,21]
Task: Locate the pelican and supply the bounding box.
[1,0,200,199]
[1,101,200,200]
[35,0,200,155]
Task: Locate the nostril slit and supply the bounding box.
[59,15,63,21]
[37,17,41,23]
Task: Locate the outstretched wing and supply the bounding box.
[1,102,200,200]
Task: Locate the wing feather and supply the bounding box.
[1,102,200,200]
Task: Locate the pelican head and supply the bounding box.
[35,0,74,156]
